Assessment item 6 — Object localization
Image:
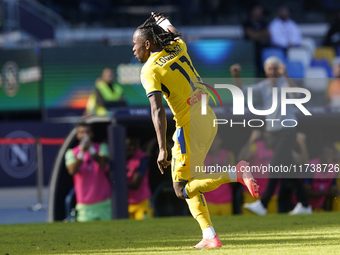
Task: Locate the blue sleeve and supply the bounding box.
[137,157,148,175]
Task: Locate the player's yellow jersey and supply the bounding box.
[141,39,207,127]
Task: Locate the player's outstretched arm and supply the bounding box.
[149,93,171,174]
[152,12,181,40]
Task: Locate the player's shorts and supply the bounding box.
[128,198,153,220]
[76,198,112,222]
[171,106,217,182]
[207,202,232,216]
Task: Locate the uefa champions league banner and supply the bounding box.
[0,122,72,187]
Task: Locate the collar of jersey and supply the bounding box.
[151,49,162,54]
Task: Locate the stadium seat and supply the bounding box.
[261,47,285,65]
[301,37,316,56]
[314,47,336,66]
[311,59,333,77]
[285,61,305,78]
[287,47,312,68]
[304,67,329,92]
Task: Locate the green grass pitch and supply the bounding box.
[1,213,340,254]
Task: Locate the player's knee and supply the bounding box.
[175,189,185,199]
[174,186,185,199]
[173,182,186,199]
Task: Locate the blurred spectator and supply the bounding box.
[238,129,279,214]
[85,68,126,116]
[243,4,270,76]
[277,132,310,213]
[231,57,311,215]
[269,6,301,49]
[292,133,310,166]
[126,137,153,219]
[204,134,234,216]
[65,122,111,222]
[324,11,340,48]
[304,143,340,211]
[327,59,340,107]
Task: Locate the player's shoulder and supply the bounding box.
[141,60,158,77]
[140,63,160,89]
[175,38,186,47]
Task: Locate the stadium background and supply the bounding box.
[0,40,255,113]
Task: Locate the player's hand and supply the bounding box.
[249,129,261,143]
[157,149,171,174]
[80,136,91,151]
[151,12,164,22]
[230,64,242,77]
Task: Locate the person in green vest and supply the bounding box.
[85,68,126,116]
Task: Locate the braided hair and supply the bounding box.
[137,13,182,53]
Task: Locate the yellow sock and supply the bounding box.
[184,171,235,199]
[186,194,212,230]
